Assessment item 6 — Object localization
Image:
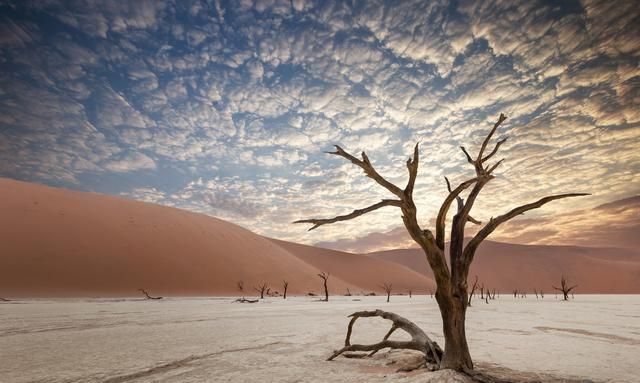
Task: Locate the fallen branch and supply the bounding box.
[234,297,259,303]
[138,289,162,300]
[327,309,442,370]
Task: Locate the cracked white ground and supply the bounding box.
[2,295,638,382]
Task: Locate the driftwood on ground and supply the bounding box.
[328,310,443,372]
[138,289,162,300]
[234,297,259,303]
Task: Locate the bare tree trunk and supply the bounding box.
[254,283,268,299]
[553,275,577,301]
[467,275,478,307]
[381,283,392,303]
[318,272,329,301]
[437,289,473,370]
[283,281,289,299]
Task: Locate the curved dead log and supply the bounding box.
[328,310,443,369]
[0,297,10,302]
[138,289,162,300]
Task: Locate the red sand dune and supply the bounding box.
[1,177,638,297]
[0,178,432,297]
[368,241,640,294]
[271,239,436,294]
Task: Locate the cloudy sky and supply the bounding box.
[1,0,638,252]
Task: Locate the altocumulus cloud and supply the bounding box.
[0,0,638,250]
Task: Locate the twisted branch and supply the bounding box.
[294,199,401,231]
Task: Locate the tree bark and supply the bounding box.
[437,286,473,370]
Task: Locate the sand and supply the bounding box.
[1,295,638,382]
[0,177,433,297]
[369,242,640,294]
[2,177,638,298]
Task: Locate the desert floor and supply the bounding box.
[1,295,638,382]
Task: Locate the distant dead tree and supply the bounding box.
[254,283,268,299]
[533,288,539,299]
[138,289,162,300]
[409,290,412,298]
[553,275,577,301]
[282,280,289,299]
[0,297,9,302]
[345,288,352,296]
[479,283,485,300]
[540,290,544,298]
[513,289,518,298]
[296,113,587,370]
[468,276,479,307]
[318,272,329,302]
[381,283,393,302]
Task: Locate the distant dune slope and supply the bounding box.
[270,239,436,294]
[0,178,430,297]
[369,241,640,293]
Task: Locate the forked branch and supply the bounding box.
[326,145,403,198]
[436,177,479,250]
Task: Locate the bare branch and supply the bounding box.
[460,146,474,164]
[405,143,420,196]
[294,199,402,231]
[467,215,482,225]
[463,193,590,267]
[435,177,478,250]
[486,158,505,174]
[482,137,508,163]
[477,113,507,161]
[327,145,403,198]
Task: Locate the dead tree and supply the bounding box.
[553,275,577,301]
[467,276,479,307]
[513,289,518,298]
[381,283,393,302]
[318,272,329,301]
[409,290,412,298]
[0,297,9,302]
[254,283,268,299]
[138,289,162,300]
[295,113,588,371]
[328,310,443,371]
[283,280,289,299]
[345,288,352,296]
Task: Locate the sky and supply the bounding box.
[0,0,638,253]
